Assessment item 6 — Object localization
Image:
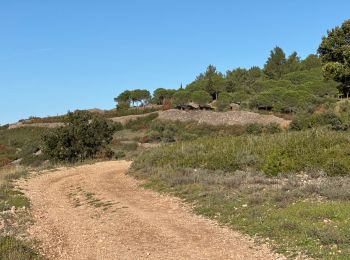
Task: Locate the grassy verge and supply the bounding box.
[133,129,350,176]
[0,127,51,168]
[130,129,350,259]
[0,167,41,259]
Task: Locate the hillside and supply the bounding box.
[7,109,290,129]
[158,109,290,127]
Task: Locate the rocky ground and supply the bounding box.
[158,109,290,127]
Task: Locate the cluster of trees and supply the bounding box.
[114,20,350,114]
[114,51,336,113]
[114,89,151,109]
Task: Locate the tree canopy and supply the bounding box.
[42,111,116,162]
[115,89,151,108]
[190,90,212,106]
[113,20,348,114]
[318,19,350,96]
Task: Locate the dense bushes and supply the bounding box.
[133,130,350,176]
[290,111,348,131]
[147,120,246,142]
[42,111,116,162]
[124,113,159,131]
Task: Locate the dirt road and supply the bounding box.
[19,161,281,260]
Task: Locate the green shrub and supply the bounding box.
[216,92,232,111]
[124,113,158,131]
[190,90,212,106]
[245,123,263,134]
[0,236,40,260]
[42,111,116,162]
[149,120,246,142]
[114,150,126,159]
[290,111,348,131]
[244,123,281,135]
[265,123,282,134]
[0,127,50,166]
[132,130,350,176]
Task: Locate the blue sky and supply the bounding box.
[1,0,349,124]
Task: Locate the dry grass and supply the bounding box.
[0,167,18,186]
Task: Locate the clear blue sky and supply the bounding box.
[1,0,349,124]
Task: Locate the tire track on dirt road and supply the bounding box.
[19,161,282,260]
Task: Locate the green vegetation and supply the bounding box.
[115,51,338,114]
[130,129,350,258]
[171,90,190,108]
[0,127,50,167]
[148,119,247,142]
[0,18,349,260]
[190,90,212,107]
[133,130,350,176]
[111,21,350,115]
[123,113,159,131]
[0,168,41,259]
[318,19,350,97]
[114,89,151,108]
[42,111,116,162]
[0,237,40,260]
[152,88,176,105]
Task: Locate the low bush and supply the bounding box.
[290,111,348,131]
[0,236,40,260]
[114,150,126,159]
[133,129,350,176]
[0,127,50,167]
[148,119,246,142]
[124,113,159,131]
[42,111,116,162]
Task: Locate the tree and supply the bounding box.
[203,65,225,100]
[115,89,151,107]
[138,89,151,106]
[153,88,176,105]
[130,89,150,106]
[300,54,322,70]
[42,111,116,162]
[263,46,287,79]
[318,20,350,97]
[185,81,206,93]
[190,65,225,100]
[114,90,131,108]
[284,52,301,73]
[226,67,262,92]
[190,90,212,107]
[172,90,190,109]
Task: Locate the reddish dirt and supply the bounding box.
[19,161,282,260]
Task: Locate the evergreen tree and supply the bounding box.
[190,90,212,107]
[263,46,287,79]
[318,19,350,97]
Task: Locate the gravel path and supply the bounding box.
[19,161,282,260]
